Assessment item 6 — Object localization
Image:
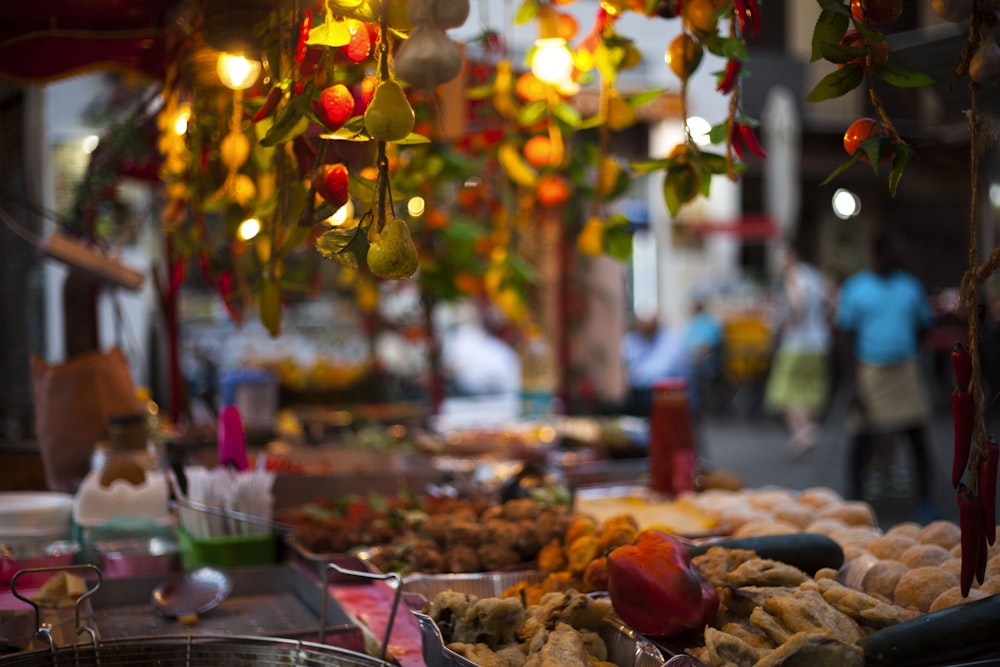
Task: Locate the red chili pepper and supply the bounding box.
[958,483,982,596]
[731,124,744,159]
[293,80,303,96]
[738,122,766,159]
[953,386,973,488]
[979,436,999,545]
[296,9,312,65]
[747,0,760,36]
[717,59,742,94]
[252,87,282,123]
[952,341,972,389]
[732,0,759,37]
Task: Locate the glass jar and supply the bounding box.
[648,378,697,497]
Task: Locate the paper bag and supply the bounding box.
[30,347,142,493]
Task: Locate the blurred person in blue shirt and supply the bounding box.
[621,314,690,417]
[682,298,724,417]
[835,228,938,519]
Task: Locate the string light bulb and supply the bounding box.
[531,38,574,85]
[217,53,262,90]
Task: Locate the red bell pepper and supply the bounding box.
[607,529,718,638]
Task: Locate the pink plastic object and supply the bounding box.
[217,406,249,471]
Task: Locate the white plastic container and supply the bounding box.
[0,492,74,541]
[72,469,172,529]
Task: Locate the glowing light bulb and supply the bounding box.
[174,106,191,135]
[325,200,355,227]
[238,217,261,240]
[531,38,574,85]
[407,196,426,217]
[832,188,861,219]
[687,116,711,145]
[217,53,262,90]
[82,135,99,154]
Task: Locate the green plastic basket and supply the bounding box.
[176,526,277,569]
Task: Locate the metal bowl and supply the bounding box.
[94,536,179,579]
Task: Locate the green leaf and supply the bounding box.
[465,84,494,101]
[820,151,863,186]
[708,122,728,144]
[552,101,582,128]
[328,0,378,22]
[860,136,883,171]
[518,100,547,126]
[315,227,367,268]
[320,115,370,141]
[348,172,376,203]
[811,9,851,62]
[393,133,432,145]
[662,165,698,217]
[631,158,671,174]
[306,21,352,48]
[806,63,863,102]
[877,62,934,88]
[692,150,729,176]
[260,99,311,147]
[627,88,667,107]
[819,42,866,64]
[514,0,540,24]
[604,224,633,261]
[817,0,851,14]
[889,144,911,196]
[703,34,748,61]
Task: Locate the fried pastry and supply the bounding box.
[815,578,909,627]
[928,585,989,612]
[701,626,769,667]
[860,559,908,601]
[726,558,810,588]
[763,588,862,644]
[752,630,864,667]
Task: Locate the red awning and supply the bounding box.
[0,0,182,83]
[688,214,779,239]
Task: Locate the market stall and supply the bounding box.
[5,0,1000,665]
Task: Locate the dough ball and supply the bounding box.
[898,544,954,569]
[868,534,917,560]
[831,526,880,550]
[916,520,962,550]
[798,487,844,510]
[979,574,1000,595]
[894,566,960,612]
[861,559,908,601]
[929,586,989,612]
[939,558,964,581]
[818,500,877,527]
[805,518,849,537]
[885,522,922,539]
[773,502,816,530]
[747,488,797,511]
[732,519,799,538]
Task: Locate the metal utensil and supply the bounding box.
[150,567,232,618]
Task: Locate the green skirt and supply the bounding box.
[764,348,830,415]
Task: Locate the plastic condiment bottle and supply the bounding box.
[647,378,697,497]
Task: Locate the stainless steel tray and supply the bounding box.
[400,569,544,601]
[283,534,381,582]
[415,611,667,667]
[85,562,360,645]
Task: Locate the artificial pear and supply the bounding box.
[367,217,419,279]
[363,80,415,142]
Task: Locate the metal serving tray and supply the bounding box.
[283,534,381,582]
[85,562,361,645]
[400,569,543,601]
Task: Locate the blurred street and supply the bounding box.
[697,388,964,530]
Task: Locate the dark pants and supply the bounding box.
[847,426,933,503]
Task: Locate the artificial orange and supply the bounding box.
[536,173,571,208]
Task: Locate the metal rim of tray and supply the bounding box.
[8,562,404,666]
[0,632,393,666]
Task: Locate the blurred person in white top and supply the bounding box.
[620,314,690,417]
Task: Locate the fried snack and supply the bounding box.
[495,644,528,667]
[860,559,908,601]
[752,631,864,667]
[453,597,525,646]
[830,526,880,550]
[423,591,476,639]
[580,556,608,593]
[722,586,799,619]
[523,622,592,667]
[520,590,613,640]
[726,558,810,588]
[916,520,962,550]
[987,553,1000,578]
[867,534,916,560]
[748,607,793,645]
[447,642,507,667]
[692,546,758,589]
[815,578,909,627]
[763,589,862,644]
[898,543,953,569]
[929,585,990,612]
[536,540,567,574]
[938,557,964,582]
[562,516,596,547]
[720,621,776,651]
[564,534,600,574]
[31,572,87,608]
[700,626,769,667]
[804,518,848,537]
[893,566,959,613]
